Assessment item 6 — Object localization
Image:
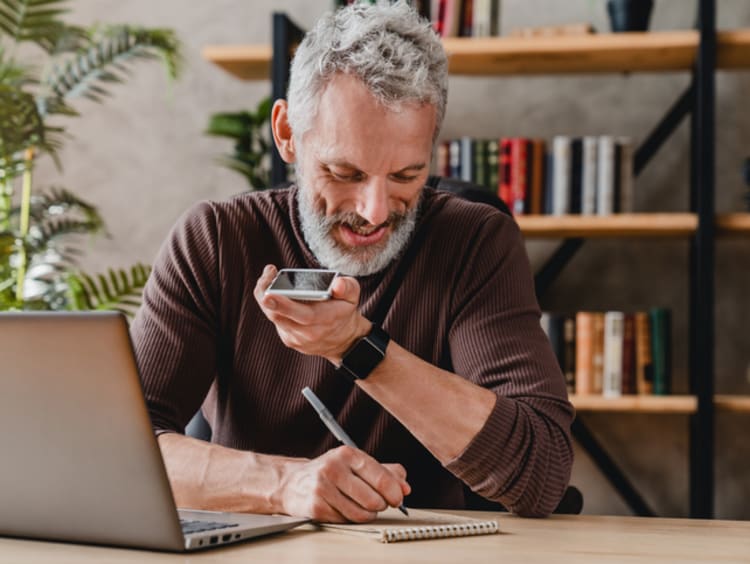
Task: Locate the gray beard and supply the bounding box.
[296,185,419,277]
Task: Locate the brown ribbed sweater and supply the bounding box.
[130,186,574,517]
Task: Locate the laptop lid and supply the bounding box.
[0,311,305,551]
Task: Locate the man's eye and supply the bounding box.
[392,175,418,183]
[332,171,363,182]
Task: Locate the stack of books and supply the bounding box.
[541,308,672,397]
[435,136,635,216]
[335,0,501,37]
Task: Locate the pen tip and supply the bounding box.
[398,504,409,516]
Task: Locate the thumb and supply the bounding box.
[331,275,360,305]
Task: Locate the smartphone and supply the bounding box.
[265,268,339,301]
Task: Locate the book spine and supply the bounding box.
[473,0,491,37]
[486,139,499,194]
[621,313,636,394]
[635,311,654,394]
[650,307,672,395]
[552,136,571,215]
[596,135,615,215]
[612,142,622,213]
[617,137,634,213]
[460,136,473,182]
[569,138,583,214]
[449,139,461,178]
[563,314,576,395]
[581,136,598,215]
[530,139,546,214]
[510,137,528,215]
[498,138,513,210]
[603,311,624,398]
[575,312,594,395]
[591,312,605,394]
[474,139,488,189]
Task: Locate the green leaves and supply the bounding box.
[42,26,182,108]
[0,5,181,314]
[67,263,150,318]
[206,97,273,190]
[0,0,73,51]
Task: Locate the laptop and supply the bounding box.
[0,311,307,551]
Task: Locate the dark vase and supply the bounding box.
[607,0,654,32]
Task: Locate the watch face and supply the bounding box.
[344,337,385,379]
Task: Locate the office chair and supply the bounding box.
[185,176,583,515]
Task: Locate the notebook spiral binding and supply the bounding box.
[380,520,499,543]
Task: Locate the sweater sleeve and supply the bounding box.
[130,201,223,434]
[443,212,574,517]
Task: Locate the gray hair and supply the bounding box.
[286,0,448,144]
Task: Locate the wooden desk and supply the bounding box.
[1,512,748,563]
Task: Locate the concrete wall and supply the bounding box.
[38,0,750,519]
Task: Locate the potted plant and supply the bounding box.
[0,0,181,315]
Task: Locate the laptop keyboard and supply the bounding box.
[180,519,239,535]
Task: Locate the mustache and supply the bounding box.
[321,210,409,231]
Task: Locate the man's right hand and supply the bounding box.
[274,445,410,523]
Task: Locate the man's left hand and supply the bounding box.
[254,265,371,365]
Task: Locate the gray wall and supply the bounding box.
[39,0,750,519]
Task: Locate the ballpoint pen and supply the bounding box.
[301,386,409,517]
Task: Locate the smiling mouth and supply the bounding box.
[338,222,388,246]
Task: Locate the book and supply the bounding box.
[650,307,672,395]
[634,311,654,394]
[621,313,636,394]
[562,314,576,394]
[581,136,598,215]
[591,312,606,394]
[596,135,615,215]
[575,311,594,395]
[552,135,571,215]
[319,507,500,543]
[603,311,625,397]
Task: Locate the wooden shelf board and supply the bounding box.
[443,31,698,75]
[201,45,272,81]
[516,213,697,238]
[571,394,697,414]
[716,29,750,70]
[716,213,750,236]
[714,395,750,413]
[202,29,750,81]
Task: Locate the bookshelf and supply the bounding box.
[202,29,750,80]
[203,1,750,517]
[571,394,697,414]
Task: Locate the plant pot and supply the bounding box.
[607,0,654,32]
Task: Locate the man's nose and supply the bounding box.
[356,178,390,226]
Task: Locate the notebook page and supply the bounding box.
[319,508,499,543]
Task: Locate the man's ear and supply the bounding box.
[271,99,296,164]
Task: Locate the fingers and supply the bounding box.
[324,447,409,520]
[330,275,360,305]
[279,446,410,524]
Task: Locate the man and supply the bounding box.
[131,1,573,523]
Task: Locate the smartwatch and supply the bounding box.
[339,324,390,380]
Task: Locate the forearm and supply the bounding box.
[357,341,573,517]
[157,433,303,514]
[356,341,496,464]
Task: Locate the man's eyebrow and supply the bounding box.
[320,160,427,174]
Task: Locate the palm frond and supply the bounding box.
[30,216,106,251]
[67,262,150,317]
[0,0,82,52]
[0,83,46,160]
[28,186,101,222]
[40,25,182,112]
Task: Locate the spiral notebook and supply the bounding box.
[319,508,499,543]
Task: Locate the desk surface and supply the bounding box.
[1,512,748,564]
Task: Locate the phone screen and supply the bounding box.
[271,270,337,292]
